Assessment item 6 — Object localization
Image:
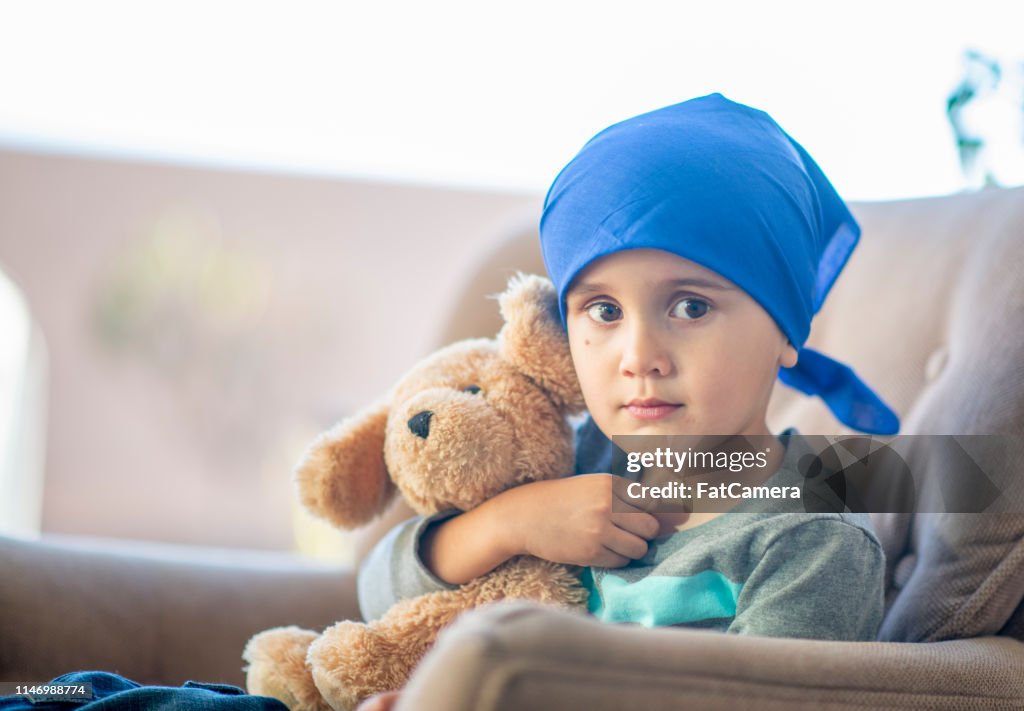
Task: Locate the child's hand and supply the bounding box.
[420,473,660,585]
[499,474,660,568]
[356,691,401,711]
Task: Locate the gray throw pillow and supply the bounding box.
[877,512,1024,641]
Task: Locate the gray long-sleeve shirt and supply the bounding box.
[357,420,885,641]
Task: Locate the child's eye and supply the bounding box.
[670,298,711,320]
[586,302,622,323]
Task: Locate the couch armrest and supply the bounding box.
[0,534,361,687]
[399,601,1024,711]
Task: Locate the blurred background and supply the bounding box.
[1,0,1022,560]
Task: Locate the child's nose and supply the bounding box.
[619,321,673,377]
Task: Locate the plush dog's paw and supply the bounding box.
[308,621,417,711]
[243,626,332,711]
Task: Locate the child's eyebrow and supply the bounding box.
[569,277,735,298]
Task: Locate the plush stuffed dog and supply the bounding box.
[243,273,589,711]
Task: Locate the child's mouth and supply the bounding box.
[624,399,683,420]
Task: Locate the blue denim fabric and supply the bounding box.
[0,671,287,710]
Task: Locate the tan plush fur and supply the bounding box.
[243,274,589,711]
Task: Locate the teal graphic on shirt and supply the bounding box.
[583,567,744,628]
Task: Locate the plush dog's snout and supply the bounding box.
[407,410,433,439]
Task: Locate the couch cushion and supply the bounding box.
[401,602,1024,711]
[878,513,1024,642]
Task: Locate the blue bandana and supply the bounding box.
[540,92,899,435]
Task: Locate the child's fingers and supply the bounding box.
[601,526,650,561]
[610,478,665,515]
[610,510,660,539]
[591,546,632,568]
[356,691,402,711]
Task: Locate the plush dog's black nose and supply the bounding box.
[407,410,433,439]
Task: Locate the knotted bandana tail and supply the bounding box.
[780,347,900,435]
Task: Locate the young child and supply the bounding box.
[356,94,897,682]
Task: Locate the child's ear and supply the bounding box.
[780,342,799,369]
[497,272,586,414]
[293,401,397,530]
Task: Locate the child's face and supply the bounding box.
[564,248,798,438]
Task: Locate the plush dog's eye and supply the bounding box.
[463,385,482,395]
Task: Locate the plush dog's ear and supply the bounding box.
[498,272,586,414]
[293,401,396,530]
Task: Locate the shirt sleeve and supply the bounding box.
[728,517,886,641]
[356,509,461,622]
[573,414,614,475]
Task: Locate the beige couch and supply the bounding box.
[3,185,1024,709]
